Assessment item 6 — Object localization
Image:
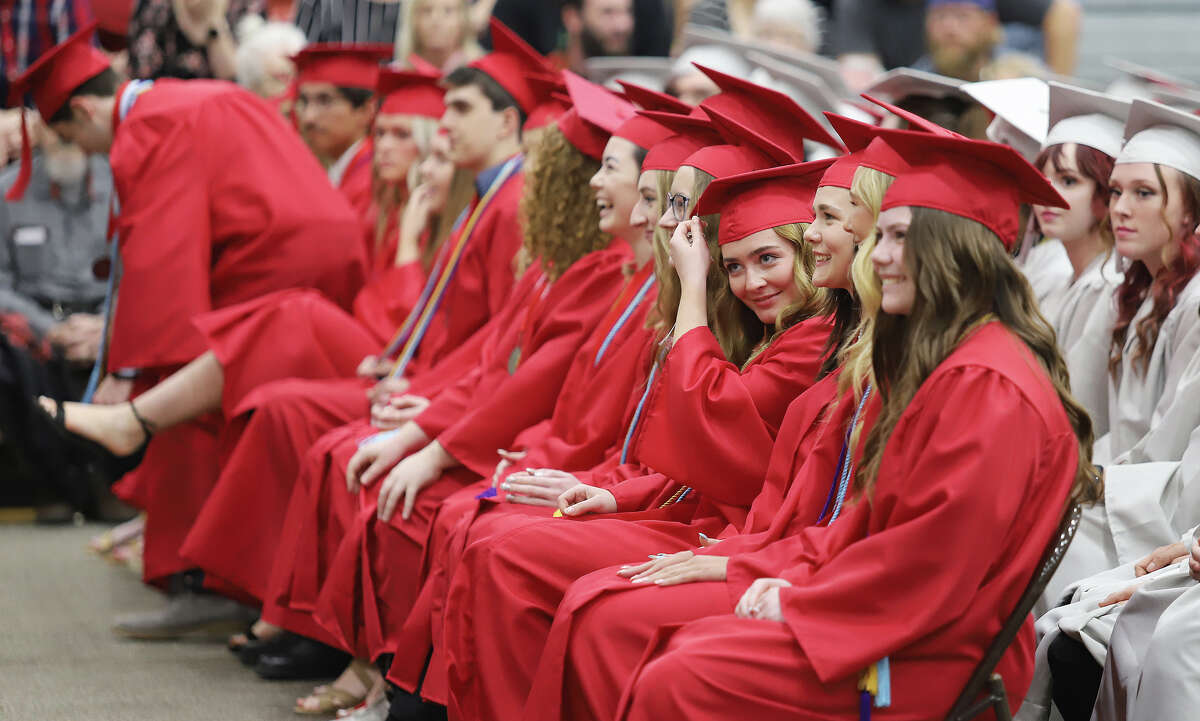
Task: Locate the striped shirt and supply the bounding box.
[1,0,91,103]
[294,0,402,44]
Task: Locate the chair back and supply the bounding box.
[944,502,1082,721]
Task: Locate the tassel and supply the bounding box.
[876,657,892,707]
[475,487,498,500]
[859,690,872,721]
[5,108,32,202]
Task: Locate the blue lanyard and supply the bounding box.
[594,273,655,366]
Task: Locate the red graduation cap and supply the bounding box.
[469,18,553,115]
[639,108,724,172]
[817,108,950,190]
[5,22,111,202]
[879,134,1068,249]
[294,44,392,90]
[695,63,846,155]
[523,73,571,131]
[556,71,636,160]
[617,80,692,114]
[613,113,675,152]
[92,0,134,51]
[377,66,445,118]
[697,158,837,244]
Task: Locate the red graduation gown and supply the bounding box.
[260,248,636,651]
[336,139,376,241]
[538,323,1081,721]
[105,80,368,586]
[432,317,834,720]
[164,166,523,591]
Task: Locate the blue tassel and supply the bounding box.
[859,690,872,721]
[475,487,498,500]
[876,657,892,707]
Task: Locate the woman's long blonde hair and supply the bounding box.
[373,115,440,262]
[394,0,482,68]
[518,124,612,281]
[858,207,1102,506]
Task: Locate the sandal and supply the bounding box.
[293,659,376,716]
[33,398,153,480]
[89,514,145,556]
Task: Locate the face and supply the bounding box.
[804,185,866,290]
[722,228,801,324]
[50,97,111,154]
[257,51,296,99]
[41,128,89,185]
[1035,144,1101,245]
[659,165,696,231]
[416,132,455,211]
[871,206,916,315]
[415,0,466,54]
[440,83,512,170]
[296,82,373,160]
[590,136,641,238]
[373,113,421,184]
[925,2,996,77]
[1109,162,1193,272]
[581,0,634,55]
[630,170,661,250]
[669,71,720,107]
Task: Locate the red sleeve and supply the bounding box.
[738,368,1073,683]
[351,260,427,344]
[108,119,214,370]
[609,472,675,511]
[439,250,632,476]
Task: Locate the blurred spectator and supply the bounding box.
[831,0,1080,90]
[665,43,749,105]
[394,0,482,72]
[293,0,401,44]
[922,0,1002,80]
[750,0,823,53]
[233,17,305,98]
[1,0,90,128]
[128,0,266,80]
[686,0,755,35]
[489,0,671,67]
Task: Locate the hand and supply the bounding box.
[667,216,711,289]
[356,355,393,380]
[1135,541,1187,576]
[397,184,437,265]
[0,108,25,167]
[366,376,409,405]
[698,532,721,547]
[173,0,229,43]
[345,422,426,493]
[735,578,792,621]
[93,375,133,405]
[557,483,617,516]
[1099,584,1137,607]
[1190,539,1200,581]
[60,314,103,363]
[501,468,580,507]
[618,550,728,586]
[370,394,429,429]
[491,448,527,486]
[376,441,451,522]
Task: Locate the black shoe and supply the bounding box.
[254,636,351,680]
[238,630,300,668]
[386,689,447,721]
[32,398,151,480]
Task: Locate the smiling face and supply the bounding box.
[630,169,661,251]
[804,185,870,290]
[1109,162,1193,274]
[721,228,801,325]
[659,164,697,231]
[373,113,421,184]
[871,206,915,315]
[1034,143,1102,245]
[590,136,641,239]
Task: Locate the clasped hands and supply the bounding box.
[1098,537,1200,607]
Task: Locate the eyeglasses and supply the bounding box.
[666,192,690,222]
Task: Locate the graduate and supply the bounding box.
[12,22,368,625]
[292,43,394,233]
[589,131,1101,721]
[240,72,648,712]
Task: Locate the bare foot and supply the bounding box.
[295,658,379,713]
[39,397,148,457]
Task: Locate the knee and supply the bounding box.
[623,651,696,721]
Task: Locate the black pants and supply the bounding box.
[1048,632,1103,721]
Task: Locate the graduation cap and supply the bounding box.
[5,22,111,202]
[1105,58,1198,93]
[1118,98,1200,183]
[680,23,849,97]
[1044,81,1131,159]
[743,51,849,142]
[878,133,1068,248]
[638,108,724,172]
[524,72,570,131]
[585,56,674,92]
[865,67,968,103]
[92,0,134,51]
[556,71,636,160]
[696,158,837,244]
[377,66,445,119]
[695,63,846,154]
[616,80,692,114]
[468,18,555,115]
[293,44,393,90]
[961,77,1048,162]
[612,110,676,152]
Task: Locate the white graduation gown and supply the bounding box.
[1022,239,1074,306]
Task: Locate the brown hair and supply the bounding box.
[859,207,1101,507]
[647,167,721,342]
[1109,166,1200,378]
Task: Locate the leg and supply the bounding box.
[1048,634,1102,721]
[1129,583,1200,721]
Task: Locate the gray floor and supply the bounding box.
[0,520,318,721]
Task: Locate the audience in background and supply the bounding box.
[233,17,306,99]
[393,0,481,71]
[293,0,402,44]
[128,0,265,80]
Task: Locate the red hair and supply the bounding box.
[1109,166,1200,378]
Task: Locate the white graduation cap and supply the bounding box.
[1045,81,1131,159]
[864,67,968,103]
[680,23,850,97]
[961,77,1048,161]
[1150,86,1200,112]
[1105,58,1199,93]
[585,56,673,92]
[1118,98,1200,183]
[670,44,750,82]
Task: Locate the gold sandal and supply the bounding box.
[293,659,376,716]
